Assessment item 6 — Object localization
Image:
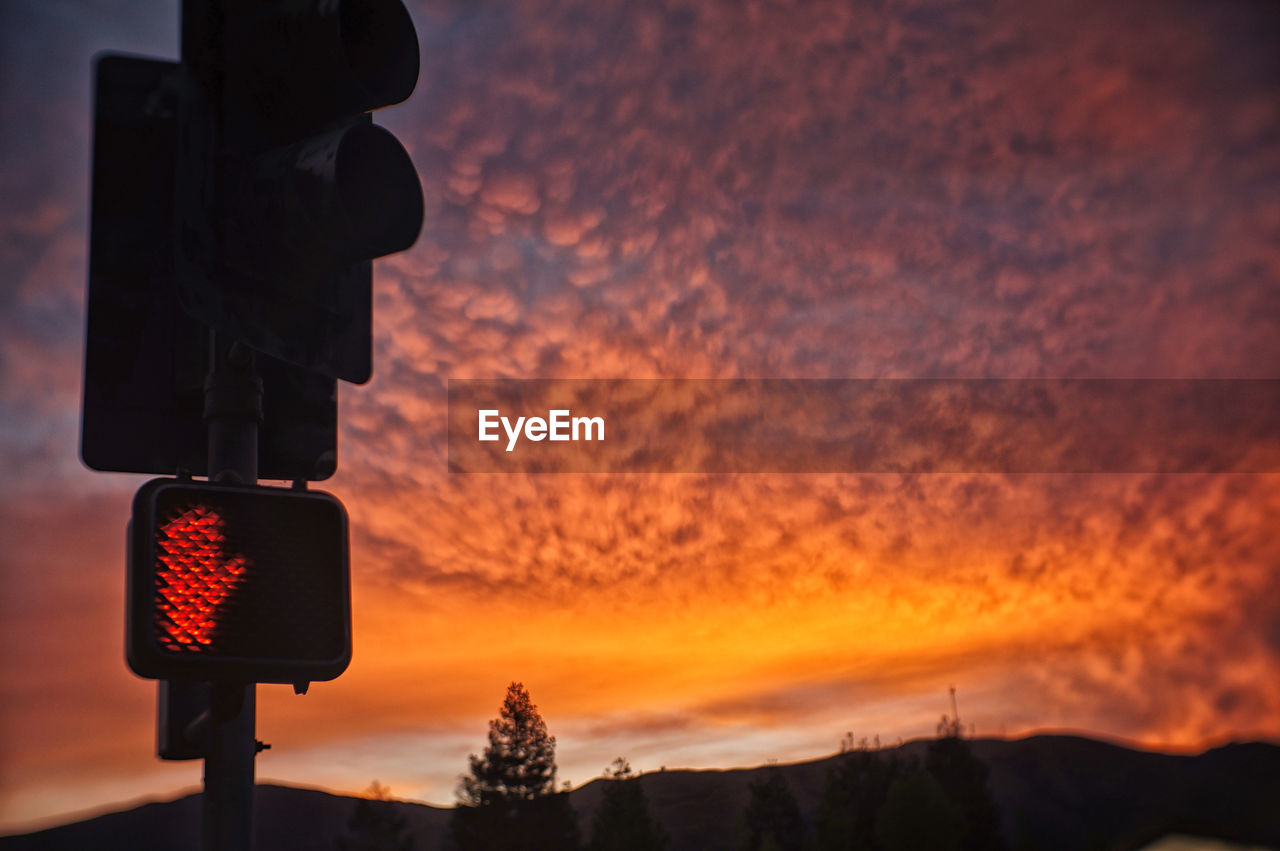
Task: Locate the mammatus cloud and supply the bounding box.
[385,0,1280,387]
[344,0,1280,750]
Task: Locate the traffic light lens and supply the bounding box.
[339,0,420,110]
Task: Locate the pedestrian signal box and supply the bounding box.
[127,479,351,684]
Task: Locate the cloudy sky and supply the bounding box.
[2,0,1279,835]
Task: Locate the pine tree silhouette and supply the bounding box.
[925,717,1007,851]
[742,767,807,851]
[452,682,580,850]
[588,758,667,851]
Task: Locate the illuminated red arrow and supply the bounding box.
[154,505,249,652]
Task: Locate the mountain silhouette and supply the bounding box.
[3,735,1277,850]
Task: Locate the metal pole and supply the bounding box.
[181,4,260,847]
[202,333,262,851]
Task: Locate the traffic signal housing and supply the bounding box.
[127,479,351,683]
[175,0,425,383]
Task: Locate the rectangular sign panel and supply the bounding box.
[82,55,338,481]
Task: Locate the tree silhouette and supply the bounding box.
[588,758,668,851]
[337,781,412,851]
[874,770,961,851]
[816,713,1008,851]
[815,740,904,851]
[741,766,807,851]
[925,718,1007,851]
[461,682,558,804]
[452,682,580,850]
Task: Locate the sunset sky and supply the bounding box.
[2,0,1279,836]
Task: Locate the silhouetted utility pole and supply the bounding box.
[201,334,261,850]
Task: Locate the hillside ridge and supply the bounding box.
[3,734,1278,850]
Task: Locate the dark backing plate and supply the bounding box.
[83,55,337,480]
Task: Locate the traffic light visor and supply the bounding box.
[340,0,420,111]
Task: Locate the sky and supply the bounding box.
[2,0,1279,835]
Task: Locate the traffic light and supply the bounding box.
[175,0,425,383]
[127,479,352,683]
